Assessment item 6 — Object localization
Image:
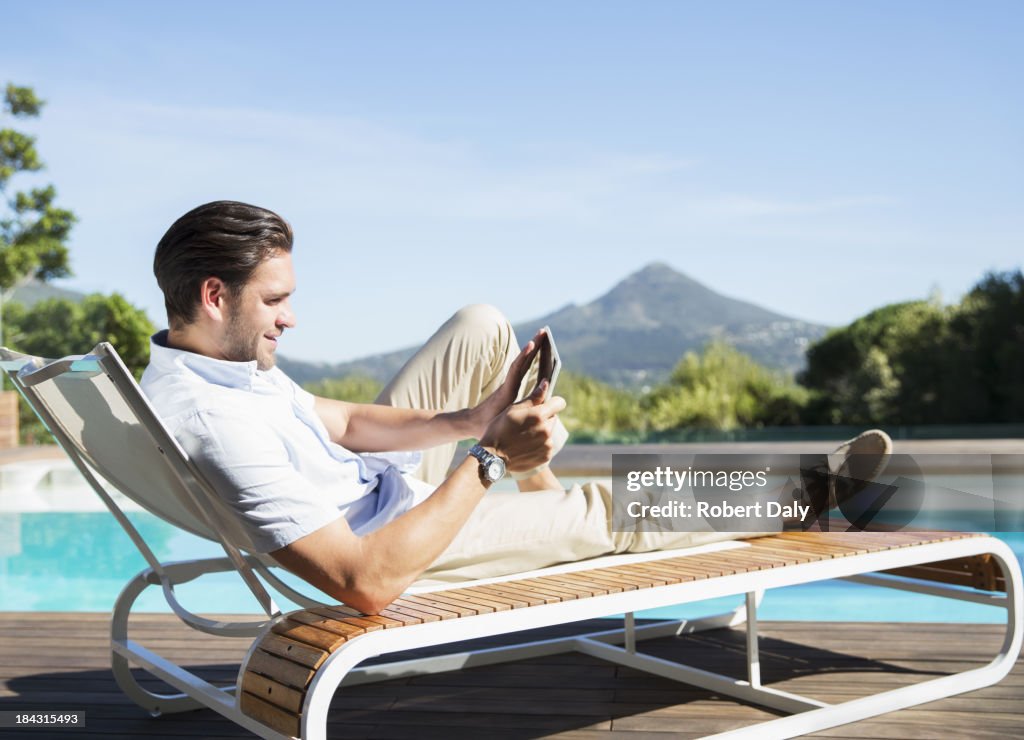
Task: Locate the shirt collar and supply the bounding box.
[149,329,262,391]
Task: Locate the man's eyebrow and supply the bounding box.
[265,288,295,300]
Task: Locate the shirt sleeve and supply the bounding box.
[177,408,343,553]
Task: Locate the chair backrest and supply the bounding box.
[0,342,278,615]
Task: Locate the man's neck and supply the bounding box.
[166,326,221,361]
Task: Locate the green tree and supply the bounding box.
[800,271,1024,425]
[4,294,154,442]
[947,270,1024,422]
[0,84,75,345]
[643,341,807,432]
[800,300,951,425]
[557,370,644,441]
[3,294,154,374]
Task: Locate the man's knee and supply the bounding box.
[447,303,513,347]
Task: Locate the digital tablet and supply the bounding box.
[533,326,561,400]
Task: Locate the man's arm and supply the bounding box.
[312,331,543,453]
[272,390,564,614]
[312,397,479,453]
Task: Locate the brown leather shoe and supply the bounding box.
[798,429,893,520]
[828,429,893,509]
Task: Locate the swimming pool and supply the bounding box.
[1,461,1022,621]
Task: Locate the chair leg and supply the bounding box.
[110,570,209,715]
[624,612,636,653]
[110,569,249,716]
[745,591,761,688]
[110,650,208,716]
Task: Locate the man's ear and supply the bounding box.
[198,277,230,322]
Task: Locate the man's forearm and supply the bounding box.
[314,396,482,452]
[273,454,491,615]
[351,456,488,608]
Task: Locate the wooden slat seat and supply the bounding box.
[884,553,1006,591]
[240,530,1004,737]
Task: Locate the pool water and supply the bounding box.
[1,508,1021,622]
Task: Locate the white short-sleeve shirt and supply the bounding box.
[140,331,432,553]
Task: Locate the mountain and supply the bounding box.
[278,349,416,387]
[278,263,829,388]
[513,262,826,385]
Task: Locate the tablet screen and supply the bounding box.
[534,326,561,400]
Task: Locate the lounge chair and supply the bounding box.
[1,342,1020,740]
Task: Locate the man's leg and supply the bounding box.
[418,431,894,584]
[376,304,516,485]
[419,480,753,584]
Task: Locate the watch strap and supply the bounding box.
[468,443,505,483]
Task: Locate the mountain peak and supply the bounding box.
[635,261,675,275]
[604,263,710,307]
[514,261,827,383]
[629,261,686,280]
[620,262,704,289]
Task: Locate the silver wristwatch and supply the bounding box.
[468,443,506,484]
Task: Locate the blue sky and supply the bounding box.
[2,1,1021,362]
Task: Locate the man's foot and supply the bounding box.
[799,429,893,518]
[827,429,893,508]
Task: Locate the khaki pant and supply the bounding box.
[377,304,752,584]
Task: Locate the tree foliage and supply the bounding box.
[800,300,947,424]
[4,294,154,375]
[0,84,74,309]
[643,341,807,432]
[557,370,642,441]
[3,293,155,443]
[951,271,1024,421]
[801,270,1024,425]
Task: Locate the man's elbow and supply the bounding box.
[269,528,418,616]
[340,588,400,616]
[345,592,393,616]
[332,575,406,616]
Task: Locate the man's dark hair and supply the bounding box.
[154,200,293,328]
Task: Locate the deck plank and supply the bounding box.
[0,614,1019,738]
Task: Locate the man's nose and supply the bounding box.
[278,304,297,329]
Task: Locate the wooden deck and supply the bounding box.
[0,612,1020,739]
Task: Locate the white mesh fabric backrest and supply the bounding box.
[33,370,216,538]
[27,358,257,552]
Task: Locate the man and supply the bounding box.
[142,200,892,615]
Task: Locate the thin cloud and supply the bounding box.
[41,96,893,237]
[40,97,700,225]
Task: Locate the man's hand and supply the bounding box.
[468,329,546,438]
[478,379,566,472]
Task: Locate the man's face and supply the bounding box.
[220,250,297,371]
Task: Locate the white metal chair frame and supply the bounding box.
[2,343,1021,740]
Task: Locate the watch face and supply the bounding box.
[487,460,504,481]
